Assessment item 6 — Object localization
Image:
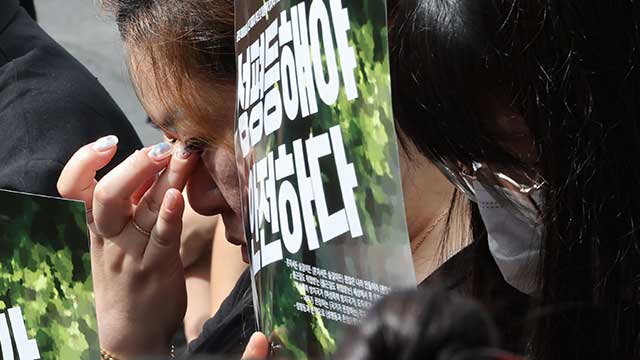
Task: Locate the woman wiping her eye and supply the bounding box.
[56,0,477,358]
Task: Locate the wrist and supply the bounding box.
[100,344,175,360]
[100,336,173,359]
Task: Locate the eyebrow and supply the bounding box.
[154,113,178,133]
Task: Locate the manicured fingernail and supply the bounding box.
[93,135,119,152]
[174,145,192,160]
[148,142,173,160]
[165,191,179,212]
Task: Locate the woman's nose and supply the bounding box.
[186,160,226,216]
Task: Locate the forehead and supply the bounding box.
[128,49,192,135]
[127,46,237,145]
[128,50,168,117]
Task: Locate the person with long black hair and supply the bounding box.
[387,0,640,358]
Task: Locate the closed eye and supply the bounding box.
[183,139,207,153]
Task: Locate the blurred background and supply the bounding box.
[33,0,163,146]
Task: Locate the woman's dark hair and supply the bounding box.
[102,0,236,148]
[389,0,640,358]
[334,288,505,360]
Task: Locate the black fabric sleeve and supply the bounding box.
[0,7,142,197]
[181,269,256,359]
[18,0,35,21]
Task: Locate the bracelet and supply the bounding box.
[100,345,176,360]
[100,349,120,360]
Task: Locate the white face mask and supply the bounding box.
[474,181,543,295]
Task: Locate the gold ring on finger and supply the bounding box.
[85,208,94,223]
[132,220,152,237]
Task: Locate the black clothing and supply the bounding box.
[423,238,531,353]
[0,0,142,197]
[182,239,530,358]
[181,269,255,358]
[18,0,35,21]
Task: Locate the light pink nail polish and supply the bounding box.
[175,145,192,160]
[92,135,119,152]
[148,142,173,160]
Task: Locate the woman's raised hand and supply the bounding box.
[57,136,199,357]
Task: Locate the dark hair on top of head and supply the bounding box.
[102,0,236,147]
[389,0,640,358]
[111,0,151,26]
[104,0,235,75]
[334,288,505,360]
